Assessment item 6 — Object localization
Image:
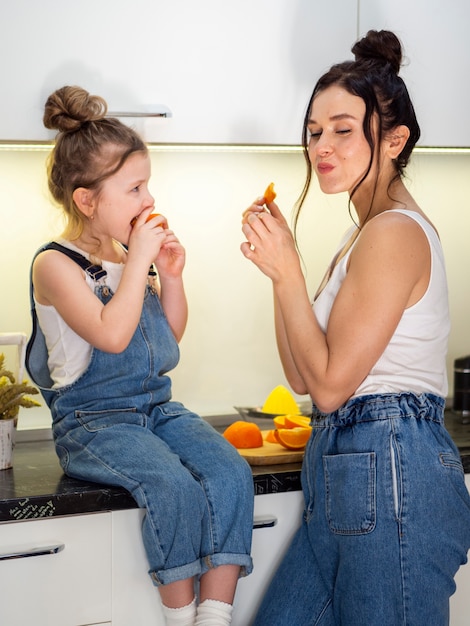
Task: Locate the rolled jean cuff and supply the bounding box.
[150,553,253,586]
[150,559,201,587]
[201,552,254,578]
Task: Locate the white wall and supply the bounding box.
[1,146,469,430]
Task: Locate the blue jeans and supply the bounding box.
[47,283,254,585]
[253,393,470,625]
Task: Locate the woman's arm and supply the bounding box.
[242,207,430,413]
[273,291,309,395]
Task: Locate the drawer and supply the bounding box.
[0,512,112,626]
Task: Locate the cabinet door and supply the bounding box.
[359,0,470,147]
[0,0,357,144]
[232,490,304,626]
[0,513,112,626]
[112,509,166,625]
[112,493,304,626]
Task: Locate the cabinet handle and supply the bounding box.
[0,543,65,561]
[253,515,278,529]
[107,107,172,118]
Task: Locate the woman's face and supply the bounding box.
[307,85,373,196]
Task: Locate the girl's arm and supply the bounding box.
[242,206,430,413]
[33,249,154,353]
[154,231,188,342]
[33,224,171,353]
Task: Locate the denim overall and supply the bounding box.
[254,393,470,626]
[26,242,254,586]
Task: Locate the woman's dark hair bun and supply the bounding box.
[43,85,108,133]
[352,29,402,75]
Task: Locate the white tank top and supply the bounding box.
[313,210,450,398]
[34,240,125,388]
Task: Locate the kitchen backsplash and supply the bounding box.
[1,146,469,430]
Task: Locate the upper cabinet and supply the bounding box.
[2,1,467,146]
[359,0,470,147]
[0,0,357,144]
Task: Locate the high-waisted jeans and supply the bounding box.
[253,393,470,625]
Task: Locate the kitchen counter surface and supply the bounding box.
[1,411,469,523]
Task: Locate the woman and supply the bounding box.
[241,30,470,625]
[26,85,254,626]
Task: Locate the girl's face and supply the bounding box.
[93,151,154,241]
[307,85,373,196]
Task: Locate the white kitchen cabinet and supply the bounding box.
[111,509,165,625]
[0,0,356,144]
[233,490,304,626]
[111,491,304,626]
[0,512,112,626]
[359,0,470,147]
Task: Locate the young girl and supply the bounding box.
[26,85,254,626]
[241,30,470,625]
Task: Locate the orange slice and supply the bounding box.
[273,415,289,429]
[223,421,263,449]
[274,426,312,450]
[264,429,278,444]
[284,415,311,429]
[131,213,168,228]
[263,182,276,203]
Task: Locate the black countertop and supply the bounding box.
[1,411,469,523]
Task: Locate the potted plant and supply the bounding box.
[0,352,40,469]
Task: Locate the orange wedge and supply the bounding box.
[223,421,263,449]
[273,415,289,429]
[131,213,168,228]
[263,182,276,203]
[284,415,311,429]
[264,429,278,444]
[274,426,312,450]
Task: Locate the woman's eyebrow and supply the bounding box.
[308,113,358,125]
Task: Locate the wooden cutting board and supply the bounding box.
[236,431,305,465]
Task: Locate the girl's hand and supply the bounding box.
[128,209,168,268]
[155,230,186,278]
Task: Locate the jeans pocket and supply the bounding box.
[75,407,144,432]
[323,452,376,535]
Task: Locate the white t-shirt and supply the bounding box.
[34,240,125,389]
[313,210,450,398]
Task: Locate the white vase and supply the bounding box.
[0,418,15,470]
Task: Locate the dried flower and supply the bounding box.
[0,353,40,420]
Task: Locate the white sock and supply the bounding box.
[195,599,233,626]
[162,596,197,626]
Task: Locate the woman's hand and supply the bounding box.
[240,197,301,283]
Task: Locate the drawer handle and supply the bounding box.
[0,543,65,561]
[253,515,278,529]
